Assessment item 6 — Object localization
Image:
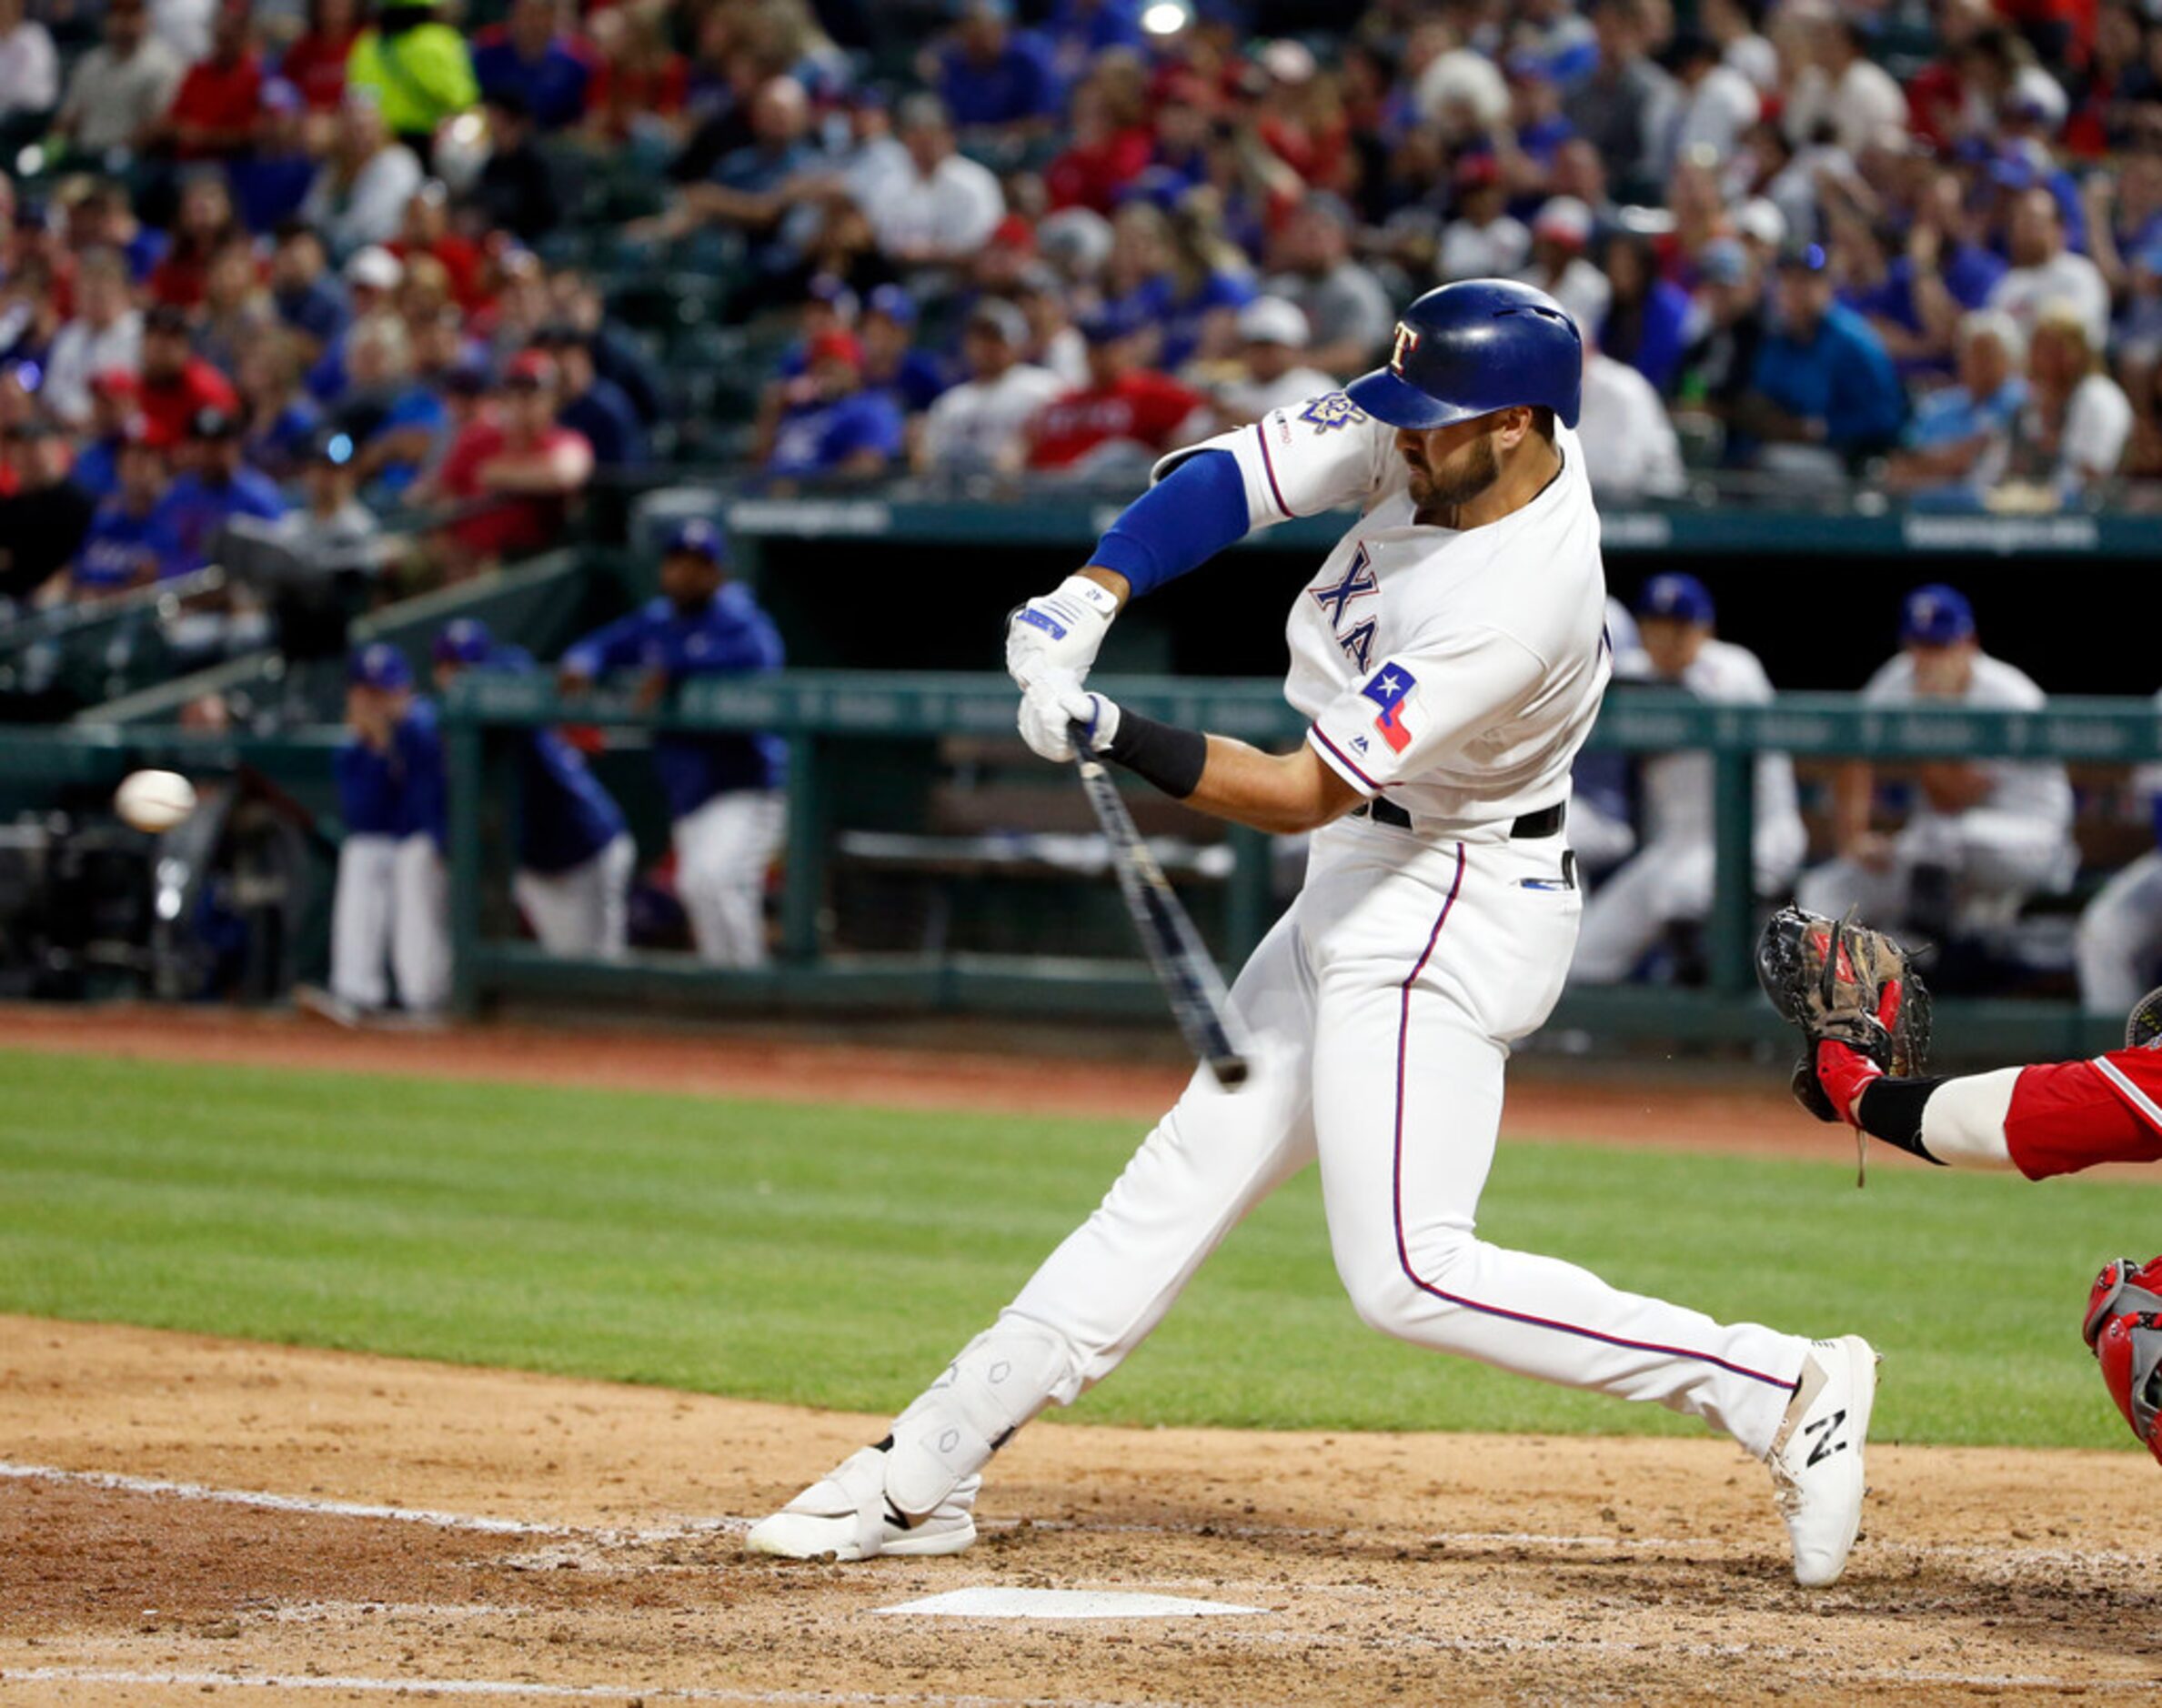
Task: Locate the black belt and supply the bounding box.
[1362,799,1566,839]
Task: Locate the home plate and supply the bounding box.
[873,1587,1262,1621]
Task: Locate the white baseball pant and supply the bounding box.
[330,831,451,1014]
[1000,816,1808,1459]
[2077,849,2162,1014]
[673,789,785,967]
[1797,809,2073,936]
[514,833,637,960]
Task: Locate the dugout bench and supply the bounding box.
[440,672,2162,1061]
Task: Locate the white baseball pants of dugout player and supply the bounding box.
[673,789,785,967]
[513,832,637,960]
[329,831,451,1014]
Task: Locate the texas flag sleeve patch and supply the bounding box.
[1360,664,1423,753]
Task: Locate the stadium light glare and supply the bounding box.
[1141,0,1191,35]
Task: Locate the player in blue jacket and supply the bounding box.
[327,642,451,1017]
[433,618,637,959]
[557,518,786,965]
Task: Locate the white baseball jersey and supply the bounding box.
[1159,392,1610,834]
[1860,649,2073,830]
[1640,638,1805,866]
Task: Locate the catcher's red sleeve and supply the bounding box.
[2005,1052,2162,1180]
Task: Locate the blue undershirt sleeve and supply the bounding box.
[1085,448,1252,598]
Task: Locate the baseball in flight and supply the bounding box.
[115,769,197,834]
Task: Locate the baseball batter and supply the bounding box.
[749,281,1876,1587]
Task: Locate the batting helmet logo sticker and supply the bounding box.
[1389,324,1421,376]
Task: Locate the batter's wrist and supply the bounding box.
[1104,709,1208,799]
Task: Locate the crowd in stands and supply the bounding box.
[0,0,2154,634]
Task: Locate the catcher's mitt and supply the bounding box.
[2129,986,2162,1052]
[1755,905,1932,1127]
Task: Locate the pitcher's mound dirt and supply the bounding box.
[4,1318,2158,1706]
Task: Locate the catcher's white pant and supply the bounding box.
[1797,809,2073,937]
[2077,849,2162,1013]
[514,833,636,960]
[998,815,1808,1459]
[330,831,450,1014]
[674,789,784,967]
[1571,827,1805,985]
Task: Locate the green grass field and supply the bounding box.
[0,1046,2154,1450]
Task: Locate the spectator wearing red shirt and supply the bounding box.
[278,0,358,115]
[419,349,592,566]
[1024,305,1212,474]
[1043,66,1153,214]
[582,2,687,146]
[156,0,264,160]
[147,170,245,309]
[388,180,483,310]
[137,302,242,447]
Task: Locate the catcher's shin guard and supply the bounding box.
[2083,1256,2162,1465]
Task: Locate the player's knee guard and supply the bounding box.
[883,1316,1079,1519]
[2084,1256,2162,1466]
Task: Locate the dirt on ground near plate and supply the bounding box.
[3,1317,2160,1707]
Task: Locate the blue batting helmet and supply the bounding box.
[665,517,728,562]
[1346,279,1584,431]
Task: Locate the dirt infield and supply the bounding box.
[4,1318,2160,1706]
[5,1003,2160,1703]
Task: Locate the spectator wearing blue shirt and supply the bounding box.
[1885,309,2026,498]
[532,323,647,468]
[1042,0,1144,84]
[631,75,817,270]
[433,618,636,960]
[70,427,181,595]
[1737,243,1907,469]
[269,222,352,359]
[469,0,593,132]
[326,312,449,496]
[150,407,288,574]
[857,286,950,418]
[70,371,145,502]
[232,80,318,233]
[1599,228,1691,394]
[939,0,1061,134]
[764,331,905,482]
[557,518,786,967]
[327,642,451,1016]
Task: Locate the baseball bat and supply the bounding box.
[1069,728,1251,1089]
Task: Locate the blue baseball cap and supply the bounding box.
[1078,301,1142,346]
[1635,572,1715,626]
[348,641,412,690]
[665,517,728,562]
[1900,584,1976,646]
[865,283,918,327]
[432,618,493,666]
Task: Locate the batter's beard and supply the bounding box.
[1407,435,1502,517]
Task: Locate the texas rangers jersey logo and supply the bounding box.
[1299,392,1367,433]
[1309,549,1378,625]
[1361,664,1423,754]
[1389,324,1421,375]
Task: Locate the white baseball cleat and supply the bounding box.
[1765,1334,1878,1588]
[745,1445,978,1562]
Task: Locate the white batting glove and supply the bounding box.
[1005,575,1121,689]
[1016,669,1121,763]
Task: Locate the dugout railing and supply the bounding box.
[438,672,2162,1060]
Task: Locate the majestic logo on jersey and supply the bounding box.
[1338,618,1377,673]
[1299,392,1366,433]
[1361,664,1423,754]
[1389,324,1421,375]
[1310,549,1379,625]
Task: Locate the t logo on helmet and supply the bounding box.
[1389,323,1421,376]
